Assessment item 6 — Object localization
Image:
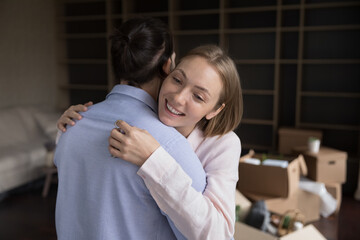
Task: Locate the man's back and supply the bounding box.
[55,85,206,239]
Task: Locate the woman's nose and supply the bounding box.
[173,90,186,105]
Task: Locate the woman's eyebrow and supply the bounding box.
[195,85,211,96]
[176,69,187,79]
[176,68,211,96]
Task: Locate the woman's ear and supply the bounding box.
[205,103,225,120]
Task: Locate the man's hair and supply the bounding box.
[180,45,243,138]
[110,17,173,86]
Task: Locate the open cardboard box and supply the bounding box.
[234,221,326,240]
[244,189,321,223]
[278,127,322,155]
[235,190,252,222]
[293,146,347,183]
[325,182,342,214]
[238,150,307,198]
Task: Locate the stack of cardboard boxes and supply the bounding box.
[234,127,347,239]
[286,128,346,215]
[292,146,346,214]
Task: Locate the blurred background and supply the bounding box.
[0,0,359,239]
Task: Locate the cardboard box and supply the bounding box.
[235,190,252,222]
[234,222,326,240]
[244,189,321,223]
[325,182,342,214]
[238,151,307,198]
[293,146,347,183]
[278,128,322,155]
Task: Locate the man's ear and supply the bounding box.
[205,103,225,120]
[163,52,176,74]
[162,57,172,75]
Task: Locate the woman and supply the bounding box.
[58,45,243,240]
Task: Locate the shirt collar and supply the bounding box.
[106,84,158,113]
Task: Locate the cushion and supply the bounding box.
[0,107,30,147]
[34,110,61,141]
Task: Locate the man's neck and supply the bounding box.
[120,78,162,101]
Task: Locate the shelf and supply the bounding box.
[224,25,360,34]
[62,59,107,64]
[233,58,359,64]
[225,6,278,13]
[305,1,360,9]
[241,119,275,126]
[223,1,360,13]
[125,12,169,18]
[225,28,277,33]
[62,33,107,39]
[59,0,360,18]
[61,15,107,21]
[304,25,360,32]
[234,59,276,64]
[173,30,219,35]
[301,91,360,98]
[302,59,360,64]
[299,123,360,131]
[173,9,219,15]
[243,90,275,95]
[61,0,104,3]
[236,59,281,64]
[279,59,298,64]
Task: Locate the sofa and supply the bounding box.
[0,106,60,194]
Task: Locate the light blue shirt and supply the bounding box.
[54,85,207,240]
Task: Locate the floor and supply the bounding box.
[0,179,57,240]
[0,179,359,240]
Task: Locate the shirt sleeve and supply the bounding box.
[55,129,63,145]
[137,133,241,240]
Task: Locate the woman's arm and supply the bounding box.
[109,121,241,240]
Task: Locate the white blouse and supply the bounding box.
[137,127,241,240]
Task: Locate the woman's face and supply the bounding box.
[158,56,224,137]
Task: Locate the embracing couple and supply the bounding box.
[55,17,243,240]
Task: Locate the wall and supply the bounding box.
[0,0,57,109]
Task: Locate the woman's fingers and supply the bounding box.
[57,102,92,132]
[57,112,76,132]
[108,134,128,159]
[109,134,123,149]
[109,145,122,158]
[57,121,67,132]
[110,128,126,142]
[114,120,132,135]
[108,124,160,166]
[84,101,93,107]
[68,103,91,119]
[65,109,82,121]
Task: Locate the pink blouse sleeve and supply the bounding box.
[137,132,241,240]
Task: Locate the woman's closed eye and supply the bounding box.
[173,77,182,84]
[193,94,204,102]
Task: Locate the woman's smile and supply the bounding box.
[165,99,185,116]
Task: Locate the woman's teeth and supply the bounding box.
[167,102,183,115]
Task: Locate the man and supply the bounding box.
[54,17,206,239]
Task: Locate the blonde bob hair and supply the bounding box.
[179,45,243,138]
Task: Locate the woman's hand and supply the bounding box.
[108,120,160,167]
[57,101,93,132]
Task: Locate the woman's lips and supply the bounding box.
[165,100,185,116]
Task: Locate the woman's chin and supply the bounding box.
[159,115,174,127]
